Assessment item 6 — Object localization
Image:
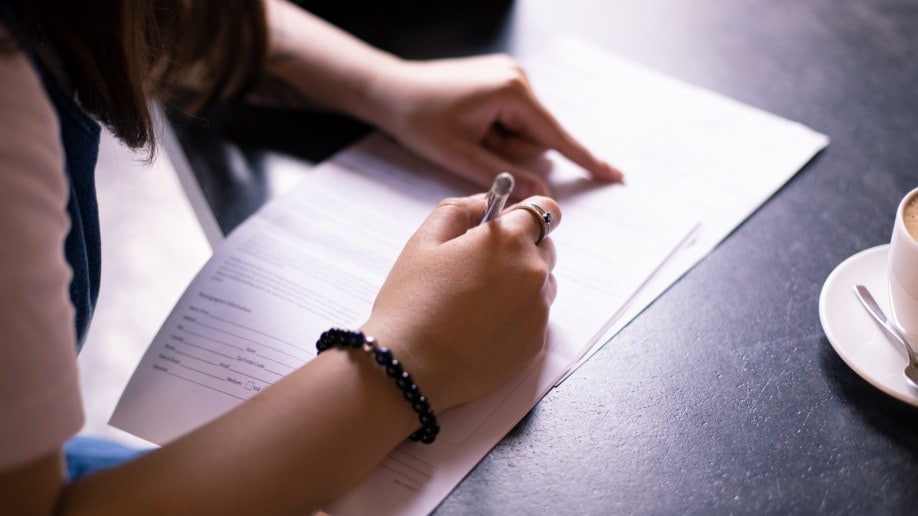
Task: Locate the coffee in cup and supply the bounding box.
[888,187,918,338]
[905,192,918,241]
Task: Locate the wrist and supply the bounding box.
[357,58,416,132]
[360,319,453,413]
[317,329,441,444]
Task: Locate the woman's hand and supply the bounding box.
[263,3,618,197]
[361,194,562,412]
[367,55,623,199]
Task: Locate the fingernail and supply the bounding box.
[601,162,625,183]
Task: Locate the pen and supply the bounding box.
[478,172,515,225]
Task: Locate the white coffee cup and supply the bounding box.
[888,186,918,338]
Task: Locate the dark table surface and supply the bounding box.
[167,1,918,513]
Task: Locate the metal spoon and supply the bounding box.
[853,284,918,389]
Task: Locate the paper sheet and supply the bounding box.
[525,38,830,377]
[110,37,827,515]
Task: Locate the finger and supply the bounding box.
[542,273,558,305]
[499,195,562,245]
[502,96,624,183]
[411,195,486,246]
[508,194,562,234]
[448,142,551,200]
[546,122,624,183]
[482,128,548,162]
[536,235,557,271]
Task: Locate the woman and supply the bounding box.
[0,0,620,513]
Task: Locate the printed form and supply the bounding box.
[110,37,827,514]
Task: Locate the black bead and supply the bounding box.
[396,371,412,389]
[374,346,392,365]
[403,384,419,402]
[345,331,364,348]
[385,359,402,378]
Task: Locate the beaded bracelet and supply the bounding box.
[316,328,440,444]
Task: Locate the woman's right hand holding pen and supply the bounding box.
[361,193,562,413]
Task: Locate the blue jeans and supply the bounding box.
[63,436,150,481]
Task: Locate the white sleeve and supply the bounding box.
[0,46,85,470]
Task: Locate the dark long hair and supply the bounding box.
[2,0,268,150]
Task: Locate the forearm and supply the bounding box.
[57,349,417,515]
[253,0,402,126]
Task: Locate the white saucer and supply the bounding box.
[819,244,918,406]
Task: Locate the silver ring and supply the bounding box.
[513,202,554,244]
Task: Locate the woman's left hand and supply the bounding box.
[366,54,623,199]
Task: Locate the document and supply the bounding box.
[110,37,827,514]
[525,39,830,373]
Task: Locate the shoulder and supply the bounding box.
[0,25,84,472]
[0,31,69,257]
[0,25,67,220]
[0,25,64,177]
